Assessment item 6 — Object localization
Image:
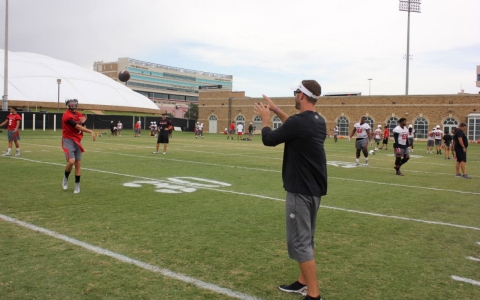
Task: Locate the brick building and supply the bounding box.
[198,91,480,141]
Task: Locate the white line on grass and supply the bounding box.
[7,157,480,231]
[466,256,480,262]
[451,275,480,286]
[0,214,260,300]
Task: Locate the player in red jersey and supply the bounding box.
[61,96,96,194]
[0,107,22,156]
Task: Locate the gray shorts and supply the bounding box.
[435,139,442,146]
[229,130,235,135]
[7,130,20,142]
[394,147,410,158]
[62,138,82,161]
[408,137,414,145]
[355,138,368,149]
[427,140,434,147]
[285,192,321,262]
[375,138,380,144]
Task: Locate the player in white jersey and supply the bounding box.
[199,123,204,138]
[426,127,435,154]
[373,125,382,150]
[333,126,339,142]
[433,125,443,154]
[348,116,371,166]
[407,124,415,152]
[393,118,410,176]
[195,122,201,138]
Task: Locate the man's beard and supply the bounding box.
[295,99,300,110]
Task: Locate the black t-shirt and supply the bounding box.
[453,128,468,149]
[261,111,327,197]
[158,119,173,134]
[443,134,452,144]
[248,125,253,133]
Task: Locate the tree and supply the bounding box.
[183,103,198,120]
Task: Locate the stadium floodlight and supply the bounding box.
[399,0,421,96]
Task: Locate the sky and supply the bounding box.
[0,0,479,98]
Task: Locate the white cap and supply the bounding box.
[436,125,440,129]
[408,124,412,128]
[378,125,382,128]
[290,81,320,99]
[250,122,252,124]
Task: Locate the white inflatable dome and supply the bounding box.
[0,50,159,111]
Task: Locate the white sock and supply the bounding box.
[356,158,359,163]
[7,148,11,153]
[16,148,20,153]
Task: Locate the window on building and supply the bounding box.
[253,115,262,132]
[443,117,458,134]
[387,117,399,133]
[273,116,282,129]
[209,115,217,121]
[236,115,245,127]
[467,114,480,141]
[337,116,349,136]
[363,116,374,130]
[414,117,429,139]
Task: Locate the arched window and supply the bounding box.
[209,115,217,121]
[364,116,374,130]
[253,115,262,132]
[387,117,399,133]
[273,116,282,129]
[235,115,245,127]
[414,117,429,138]
[337,116,349,136]
[443,117,458,134]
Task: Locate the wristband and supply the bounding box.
[273,107,279,113]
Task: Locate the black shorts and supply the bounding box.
[382,138,389,144]
[455,149,466,162]
[157,133,169,144]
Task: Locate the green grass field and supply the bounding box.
[0,129,479,300]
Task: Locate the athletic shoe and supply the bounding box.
[302,295,322,300]
[74,183,80,194]
[62,177,68,190]
[455,173,462,177]
[279,281,307,295]
[396,171,404,176]
[15,152,20,156]
[162,152,166,155]
[448,157,451,159]
[355,162,359,166]
[153,151,158,154]
[365,160,369,166]
[462,174,471,179]
[2,152,10,156]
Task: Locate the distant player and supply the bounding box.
[0,106,22,156]
[228,121,235,140]
[426,127,435,154]
[153,113,173,155]
[199,123,204,138]
[373,125,382,150]
[348,116,371,166]
[117,120,123,137]
[195,122,201,138]
[407,124,415,152]
[333,126,339,142]
[248,122,254,140]
[237,122,244,140]
[443,131,453,159]
[134,121,140,137]
[379,125,389,150]
[434,125,443,154]
[393,118,409,176]
[61,96,96,193]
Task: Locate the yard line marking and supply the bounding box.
[466,256,480,262]
[0,214,260,300]
[451,276,480,286]
[7,157,480,231]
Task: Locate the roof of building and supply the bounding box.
[0,50,159,110]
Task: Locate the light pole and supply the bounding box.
[2,0,8,111]
[368,78,373,96]
[57,79,61,110]
[399,0,421,95]
[228,97,233,127]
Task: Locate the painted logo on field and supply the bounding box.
[123,177,231,194]
[327,161,358,168]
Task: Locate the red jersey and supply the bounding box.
[6,113,21,130]
[383,128,390,138]
[62,110,84,143]
[229,123,235,130]
[135,123,140,129]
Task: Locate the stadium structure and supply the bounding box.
[0,50,160,114]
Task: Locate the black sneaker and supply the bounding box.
[302,295,322,300]
[279,281,307,294]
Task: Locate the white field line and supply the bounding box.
[466,256,480,262]
[0,214,260,300]
[9,157,480,232]
[451,276,480,287]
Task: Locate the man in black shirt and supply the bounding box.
[153,113,173,155]
[443,131,453,159]
[254,80,326,300]
[453,123,470,179]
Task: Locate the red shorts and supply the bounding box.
[238,132,243,135]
